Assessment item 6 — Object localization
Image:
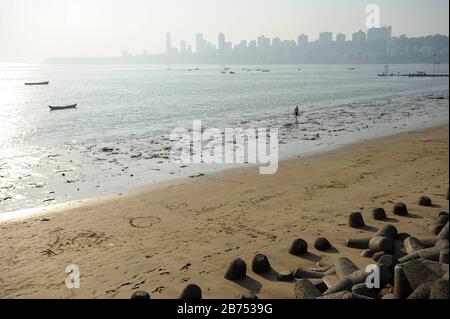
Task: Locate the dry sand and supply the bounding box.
[0,125,448,299]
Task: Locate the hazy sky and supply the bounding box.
[1,0,449,62]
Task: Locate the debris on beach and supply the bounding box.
[101,147,115,153]
[189,173,205,178]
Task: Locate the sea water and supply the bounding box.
[0,63,448,214]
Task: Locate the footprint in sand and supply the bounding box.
[152,286,166,294]
[180,263,191,271]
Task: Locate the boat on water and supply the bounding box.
[25,81,49,86]
[49,104,77,111]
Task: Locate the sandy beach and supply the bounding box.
[0,125,448,299]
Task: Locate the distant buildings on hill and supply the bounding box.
[46,26,449,65]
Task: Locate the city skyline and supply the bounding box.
[161,26,395,55]
[1,0,449,63]
[46,24,449,65]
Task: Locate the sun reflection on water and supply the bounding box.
[1,64,42,157]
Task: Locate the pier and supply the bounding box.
[378,72,449,78]
[378,65,449,78]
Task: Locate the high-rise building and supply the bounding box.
[224,42,232,51]
[196,33,205,54]
[319,32,333,45]
[367,26,392,42]
[272,37,281,49]
[352,30,367,42]
[234,40,248,51]
[298,34,308,49]
[336,33,346,44]
[280,40,295,50]
[165,33,172,53]
[248,40,257,49]
[386,37,398,57]
[257,35,271,49]
[180,40,187,54]
[218,33,226,52]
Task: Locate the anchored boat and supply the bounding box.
[49,104,77,111]
[25,81,49,86]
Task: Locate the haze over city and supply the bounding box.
[1,0,449,63]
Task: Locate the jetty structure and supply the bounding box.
[378,64,449,78]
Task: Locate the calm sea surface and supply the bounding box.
[0,63,449,215]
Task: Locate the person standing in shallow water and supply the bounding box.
[294,106,300,126]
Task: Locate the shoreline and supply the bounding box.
[0,124,448,298]
[1,123,448,224]
[1,68,448,213]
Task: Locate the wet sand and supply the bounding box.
[0,125,448,298]
[1,90,448,213]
